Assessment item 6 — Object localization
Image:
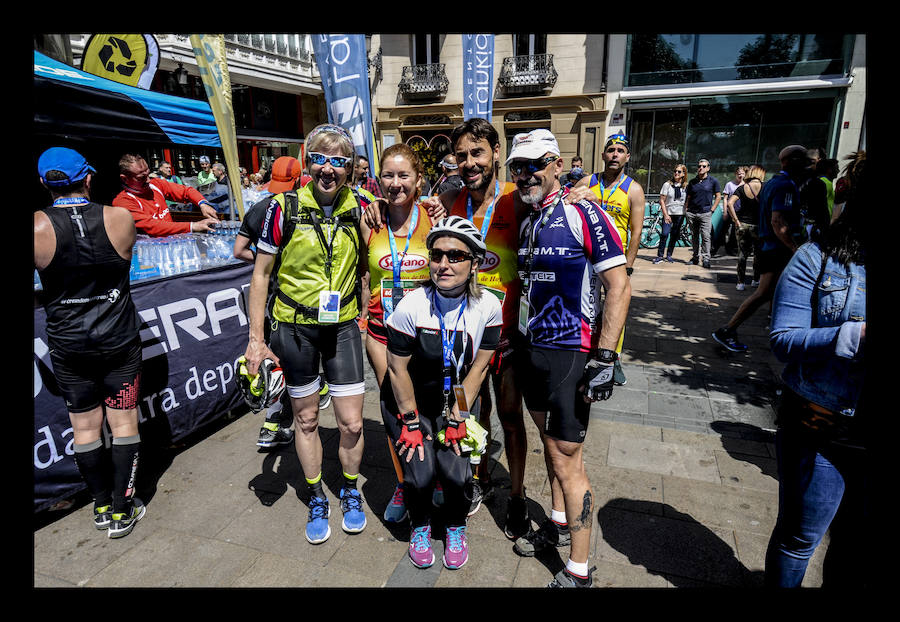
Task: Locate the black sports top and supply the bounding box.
[38,201,140,354]
[380,285,502,419]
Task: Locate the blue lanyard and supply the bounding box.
[52,197,90,207]
[386,204,420,287]
[433,291,467,390]
[597,173,625,210]
[467,179,500,239]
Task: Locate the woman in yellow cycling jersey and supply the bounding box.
[243,123,374,545]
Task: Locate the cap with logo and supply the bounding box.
[604,133,630,152]
[505,129,560,165]
[38,147,96,187]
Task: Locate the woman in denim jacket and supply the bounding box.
[763,165,867,588]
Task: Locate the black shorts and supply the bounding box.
[270,319,364,392]
[756,245,793,275]
[518,346,590,443]
[49,338,142,414]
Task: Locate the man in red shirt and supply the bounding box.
[113,153,219,237]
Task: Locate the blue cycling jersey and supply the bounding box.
[517,187,626,351]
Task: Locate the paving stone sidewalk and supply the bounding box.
[33,247,829,588]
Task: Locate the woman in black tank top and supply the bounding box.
[726,165,767,290]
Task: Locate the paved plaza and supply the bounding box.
[34,246,830,588]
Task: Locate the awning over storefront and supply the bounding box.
[33,50,221,147]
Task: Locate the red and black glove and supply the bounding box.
[397,418,424,455]
[443,418,467,449]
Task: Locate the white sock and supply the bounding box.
[566,559,589,578]
[551,509,568,526]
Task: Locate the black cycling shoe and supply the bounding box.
[504,495,530,540]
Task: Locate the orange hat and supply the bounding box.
[268,156,303,193]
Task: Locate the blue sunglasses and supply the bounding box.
[308,152,352,168]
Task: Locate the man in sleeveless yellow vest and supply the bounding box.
[566,133,645,385]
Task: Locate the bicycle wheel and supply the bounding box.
[640,218,661,249]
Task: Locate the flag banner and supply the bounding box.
[34,263,254,512]
[190,34,245,219]
[462,35,495,121]
[81,34,160,89]
[311,34,378,176]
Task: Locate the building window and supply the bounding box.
[513,34,547,57]
[413,34,440,65]
[626,34,852,87]
[628,92,837,194]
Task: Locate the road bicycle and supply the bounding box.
[639,201,691,249]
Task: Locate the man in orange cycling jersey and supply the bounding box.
[424,118,531,538]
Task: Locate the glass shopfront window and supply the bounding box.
[627,92,838,195]
[626,34,852,87]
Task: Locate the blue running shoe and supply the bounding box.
[383,483,408,523]
[305,496,331,544]
[340,487,367,533]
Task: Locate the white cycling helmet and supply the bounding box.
[426,216,487,262]
[237,356,286,413]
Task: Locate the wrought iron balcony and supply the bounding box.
[498,54,558,94]
[398,63,449,100]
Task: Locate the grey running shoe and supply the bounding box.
[467,480,484,517]
[318,386,331,410]
[93,504,112,530]
[257,422,294,448]
[548,566,596,588]
[513,520,570,557]
[108,498,146,539]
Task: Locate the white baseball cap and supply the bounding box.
[505,129,560,165]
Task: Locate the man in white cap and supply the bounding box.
[433,154,465,196]
[509,128,631,588]
[712,144,811,353]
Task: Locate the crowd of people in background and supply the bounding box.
[35,119,867,588]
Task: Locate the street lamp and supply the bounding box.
[174,63,189,86]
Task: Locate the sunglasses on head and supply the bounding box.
[429,248,474,263]
[308,152,352,168]
[508,155,558,177]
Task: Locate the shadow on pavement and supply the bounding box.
[597,498,764,587]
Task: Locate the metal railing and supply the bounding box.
[398,63,449,99]
[223,34,312,63]
[498,54,558,92]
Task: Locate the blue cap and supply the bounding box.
[38,147,96,187]
[604,133,630,151]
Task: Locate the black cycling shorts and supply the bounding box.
[756,245,793,276]
[270,319,364,388]
[518,346,590,443]
[49,338,142,414]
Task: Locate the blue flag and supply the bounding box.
[462,35,495,121]
[312,35,377,173]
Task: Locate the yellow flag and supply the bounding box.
[81,34,160,89]
[190,34,245,219]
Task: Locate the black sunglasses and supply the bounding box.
[508,156,558,177]
[429,248,473,263]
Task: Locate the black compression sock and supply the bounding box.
[306,473,325,499]
[73,439,113,508]
[111,435,140,514]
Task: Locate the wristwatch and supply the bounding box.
[592,348,618,363]
[400,410,418,423]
